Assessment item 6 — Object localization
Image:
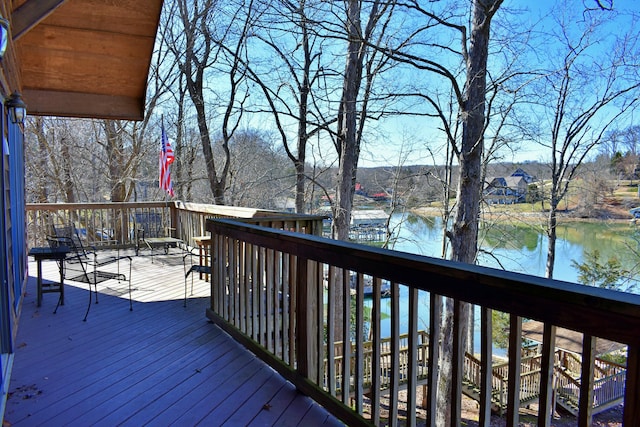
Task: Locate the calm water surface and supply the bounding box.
[388,213,640,287]
[366,213,640,352]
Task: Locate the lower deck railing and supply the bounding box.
[206,218,640,427]
[26,201,325,250]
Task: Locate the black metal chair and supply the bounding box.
[133,211,182,257]
[183,248,211,307]
[48,224,132,321]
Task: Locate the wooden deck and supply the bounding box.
[5,250,343,426]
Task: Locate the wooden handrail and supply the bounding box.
[25,201,325,250]
[205,218,640,426]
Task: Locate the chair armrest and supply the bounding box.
[46,235,72,248]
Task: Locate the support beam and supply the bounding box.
[11,0,68,41]
[22,89,144,121]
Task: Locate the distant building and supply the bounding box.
[510,168,536,184]
[273,197,296,213]
[369,192,389,202]
[355,182,368,196]
[351,210,388,227]
[484,169,535,204]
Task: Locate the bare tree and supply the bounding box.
[332,0,395,241]
[241,0,336,213]
[528,4,640,278]
[168,0,241,204]
[382,1,503,422]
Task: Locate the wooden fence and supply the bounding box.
[206,218,640,427]
[25,201,325,250]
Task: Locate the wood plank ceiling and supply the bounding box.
[11,0,163,120]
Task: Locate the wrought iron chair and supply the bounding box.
[182,248,211,307]
[48,224,132,321]
[133,211,183,257]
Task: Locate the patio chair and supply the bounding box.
[133,211,183,257]
[48,224,132,321]
[183,248,211,307]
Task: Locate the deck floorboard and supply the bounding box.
[6,250,343,426]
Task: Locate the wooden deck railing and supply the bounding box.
[206,218,640,427]
[25,201,325,250]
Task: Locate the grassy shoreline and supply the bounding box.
[410,205,635,225]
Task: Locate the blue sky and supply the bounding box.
[355,0,640,168]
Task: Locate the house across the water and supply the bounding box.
[484,168,536,204]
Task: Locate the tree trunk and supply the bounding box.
[295,25,310,214]
[60,138,75,203]
[295,158,306,213]
[104,120,126,203]
[173,78,187,200]
[333,0,364,242]
[438,1,501,425]
[331,0,367,343]
[546,197,559,278]
[33,118,49,203]
[192,98,226,204]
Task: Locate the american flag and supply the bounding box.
[159,124,175,197]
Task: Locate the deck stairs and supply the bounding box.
[327,333,626,416]
[461,349,626,416]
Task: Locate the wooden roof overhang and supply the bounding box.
[3,0,163,121]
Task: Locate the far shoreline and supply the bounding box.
[410,205,636,225]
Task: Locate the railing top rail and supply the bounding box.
[26,201,175,211]
[175,201,327,220]
[207,218,640,346]
[26,201,328,221]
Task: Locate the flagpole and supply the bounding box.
[159,115,175,200]
[162,115,167,205]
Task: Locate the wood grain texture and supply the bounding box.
[12,0,162,120]
[5,252,342,426]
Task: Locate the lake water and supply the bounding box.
[387,213,640,288]
[364,213,640,353]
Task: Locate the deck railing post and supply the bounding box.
[578,335,596,425]
[538,323,556,426]
[624,344,640,425]
[296,256,318,383]
[506,314,522,427]
[169,202,178,239]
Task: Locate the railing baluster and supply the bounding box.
[538,323,556,427]
[296,256,313,381]
[282,251,290,363]
[506,314,522,427]
[407,287,418,427]
[624,343,640,425]
[223,236,231,322]
[229,238,237,325]
[354,272,364,414]
[427,293,441,427]
[275,250,282,358]
[240,242,253,335]
[236,240,247,333]
[389,281,400,426]
[316,261,324,386]
[341,268,351,405]
[327,265,336,396]
[479,307,492,427]
[288,254,296,367]
[266,248,274,352]
[371,276,381,425]
[258,247,265,346]
[578,334,596,426]
[451,299,464,427]
[234,239,241,327]
[251,244,259,342]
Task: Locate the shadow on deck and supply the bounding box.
[6,251,342,426]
